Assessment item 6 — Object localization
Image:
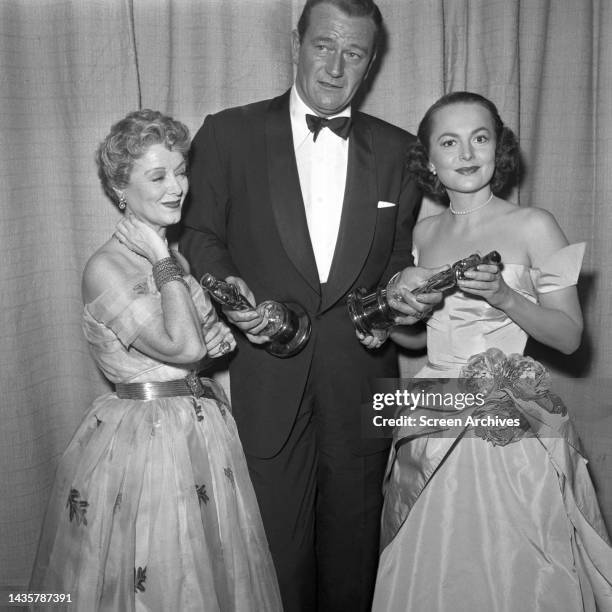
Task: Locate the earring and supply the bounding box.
[429,166,437,176]
[118,193,126,211]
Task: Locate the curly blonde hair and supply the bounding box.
[96,109,190,205]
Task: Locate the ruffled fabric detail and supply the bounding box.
[530,242,586,293]
[85,274,216,350]
[82,275,217,385]
[86,274,160,348]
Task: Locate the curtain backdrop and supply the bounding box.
[1,0,610,592]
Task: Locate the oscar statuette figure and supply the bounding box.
[348,251,501,335]
[200,273,311,358]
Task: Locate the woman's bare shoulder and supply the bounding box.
[82,239,136,304]
[414,210,445,245]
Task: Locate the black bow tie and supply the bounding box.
[305,114,352,141]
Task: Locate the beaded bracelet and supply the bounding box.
[153,256,188,292]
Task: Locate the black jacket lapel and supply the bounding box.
[266,91,320,295]
[322,114,377,310]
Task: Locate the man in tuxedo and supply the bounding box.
[180,1,440,609]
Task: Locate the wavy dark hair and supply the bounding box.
[407,91,520,202]
[297,0,383,52]
[96,109,190,205]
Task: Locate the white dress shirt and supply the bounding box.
[290,86,350,283]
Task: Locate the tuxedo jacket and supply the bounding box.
[181,90,421,458]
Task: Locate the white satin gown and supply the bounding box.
[373,244,612,612]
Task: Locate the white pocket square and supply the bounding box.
[377,201,396,208]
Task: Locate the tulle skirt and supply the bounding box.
[30,384,282,611]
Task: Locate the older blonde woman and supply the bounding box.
[30,110,281,611]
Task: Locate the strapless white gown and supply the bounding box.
[373,244,612,612]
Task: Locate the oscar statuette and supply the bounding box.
[200,273,311,358]
[347,251,501,335]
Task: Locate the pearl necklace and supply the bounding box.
[449,193,494,215]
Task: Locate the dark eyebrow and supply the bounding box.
[436,126,491,140]
[346,44,369,55]
[312,35,369,55]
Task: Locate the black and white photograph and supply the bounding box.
[1,1,611,610]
